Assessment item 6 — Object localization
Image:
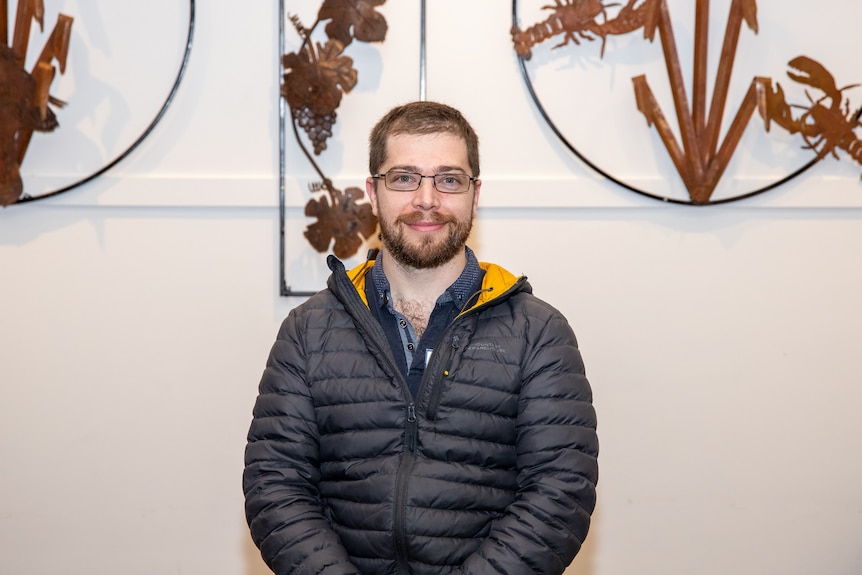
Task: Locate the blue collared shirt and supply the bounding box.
[365,247,484,398]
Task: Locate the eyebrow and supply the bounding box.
[387,165,468,174]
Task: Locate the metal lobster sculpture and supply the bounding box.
[512,0,862,203]
[512,0,660,59]
[758,56,862,172]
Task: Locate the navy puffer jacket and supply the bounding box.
[244,255,598,575]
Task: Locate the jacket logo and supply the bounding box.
[466,342,507,354]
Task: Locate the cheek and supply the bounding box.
[377,196,412,217]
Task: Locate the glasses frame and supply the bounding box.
[371,171,478,194]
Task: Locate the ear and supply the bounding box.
[471,179,481,218]
[365,177,379,216]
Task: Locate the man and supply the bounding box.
[244,101,598,575]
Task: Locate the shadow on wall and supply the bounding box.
[566,500,600,575]
[243,528,272,575]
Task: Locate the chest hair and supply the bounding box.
[393,298,435,340]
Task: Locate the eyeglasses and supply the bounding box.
[371,171,477,194]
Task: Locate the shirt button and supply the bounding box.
[407,343,415,351]
[399,319,408,328]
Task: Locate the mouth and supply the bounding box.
[399,213,450,233]
[407,221,446,233]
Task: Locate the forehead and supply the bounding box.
[383,132,469,171]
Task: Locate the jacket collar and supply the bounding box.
[333,251,528,312]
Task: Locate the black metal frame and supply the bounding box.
[277,0,317,297]
[277,0,428,297]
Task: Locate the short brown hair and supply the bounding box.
[368,101,480,177]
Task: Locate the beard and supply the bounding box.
[378,210,473,269]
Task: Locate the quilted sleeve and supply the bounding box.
[461,305,599,575]
[243,311,361,575]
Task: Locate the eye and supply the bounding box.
[435,174,468,192]
[385,172,421,190]
[391,172,419,183]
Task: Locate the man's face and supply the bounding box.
[366,132,481,270]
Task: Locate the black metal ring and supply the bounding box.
[16,0,196,204]
[511,0,819,206]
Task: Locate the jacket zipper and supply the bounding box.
[333,260,527,573]
[420,281,525,420]
[426,335,460,421]
[394,403,417,575]
[333,262,424,574]
[423,277,528,420]
[405,403,417,451]
[334,261,410,394]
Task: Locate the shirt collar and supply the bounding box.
[371,246,482,309]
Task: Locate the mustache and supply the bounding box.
[396,212,455,225]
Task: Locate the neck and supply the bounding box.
[381,249,466,304]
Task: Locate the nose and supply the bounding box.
[411,176,440,210]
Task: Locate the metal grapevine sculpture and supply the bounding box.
[282,0,385,258]
[512,0,862,204]
[0,0,72,207]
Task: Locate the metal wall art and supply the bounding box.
[278,0,389,295]
[1,0,71,207]
[281,1,384,258]
[760,57,862,179]
[512,0,861,205]
[2,0,194,207]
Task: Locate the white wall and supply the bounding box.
[2,2,861,575]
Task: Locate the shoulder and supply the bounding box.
[276,288,347,337]
[485,279,570,324]
[505,291,578,344]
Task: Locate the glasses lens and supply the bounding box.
[380,171,471,193]
[434,174,470,193]
[385,172,421,191]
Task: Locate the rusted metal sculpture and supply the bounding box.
[512,0,861,203]
[758,57,862,173]
[283,0,385,258]
[0,0,72,207]
[630,0,757,203]
[512,0,658,59]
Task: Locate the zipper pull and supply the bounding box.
[443,335,460,377]
[406,403,417,452]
